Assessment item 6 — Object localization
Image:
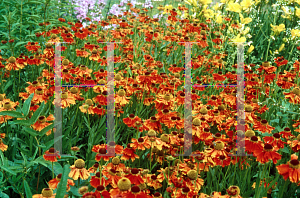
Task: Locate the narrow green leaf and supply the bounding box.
[39,123,54,136]
[29,102,45,124]
[1,166,17,175]
[23,127,39,136]
[11,119,32,126]
[0,191,9,198]
[55,164,70,198]
[0,111,24,118]
[22,93,34,117]
[23,179,32,198]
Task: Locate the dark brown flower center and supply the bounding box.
[99,148,106,154]
[264,143,273,151]
[251,136,258,142]
[131,168,139,174]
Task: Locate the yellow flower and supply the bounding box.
[199,0,212,5]
[226,2,242,13]
[204,9,215,19]
[213,3,220,10]
[279,44,285,52]
[290,0,300,5]
[239,13,252,24]
[247,45,254,53]
[243,27,250,35]
[231,34,246,43]
[281,6,292,20]
[163,5,173,14]
[270,24,285,33]
[184,0,197,6]
[215,15,223,24]
[296,7,300,18]
[241,0,253,10]
[291,29,300,39]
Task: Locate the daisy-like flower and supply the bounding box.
[115,89,131,106]
[79,99,95,114]
[90,172,109,188]
[274,56,288,67]
[226,185,242,198]
[130,137,151,151]
[253,143,282,164]
[48,173,75,191]
[92,144,113,162]
[69,159,90,180]
[43,148,61,162]
[276,154,300,183]
[284,87,300,104]
[25,42,41,53]
[53,91,76,109]
[263,133,287,149]
[5,57,21,71]
[121,143,139,162]
[94,185,111,198]
[291,134,300,152]
[123,114,142,128]
[33,188,56,198]
[0,133,8,152]
[31,115,54,135]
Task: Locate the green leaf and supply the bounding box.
[39,123,54,136]
[4,80,12,92]
[29,102,45,124]
[23,127,38,136]
[281,146,290,154]
[1,15,9,24]
[45,135,64,151]
[0,191,9,198]
[1,165,17,175]
[22,93,34,117]
[23,179,32,198]
[11,119,32,126]
[55,164,70,198]
[35,156,63,176]
[0,111,24,118]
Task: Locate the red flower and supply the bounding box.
[276,154,300,183]
[253,143,281,164]
[43,148,61,162]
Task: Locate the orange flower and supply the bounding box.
[284,87,300,104]
[92,144,113,162]
[33,188,56,198]
[48,173,75,191]
[0,133,8,152]
[125,168,144,185]
[90,172,109,188]
[276,154,300,183]
[121,144,139,162]
[32,115,54,135]
[43,148,61,162]
[253,143,281,164]
[115,89,130,106]
[123,114,142,128]
[25,42,41,52]
[69,159,90,180]
[52,91,76,109]
[130,137,151,151]
[5,57,21,71]
[94,185,111,198]
[291,134,300,152]
[74,28,89,40]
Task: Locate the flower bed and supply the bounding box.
[0,0,300,198]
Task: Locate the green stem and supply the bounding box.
[51,162,54,179]
[279,179,289,198]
